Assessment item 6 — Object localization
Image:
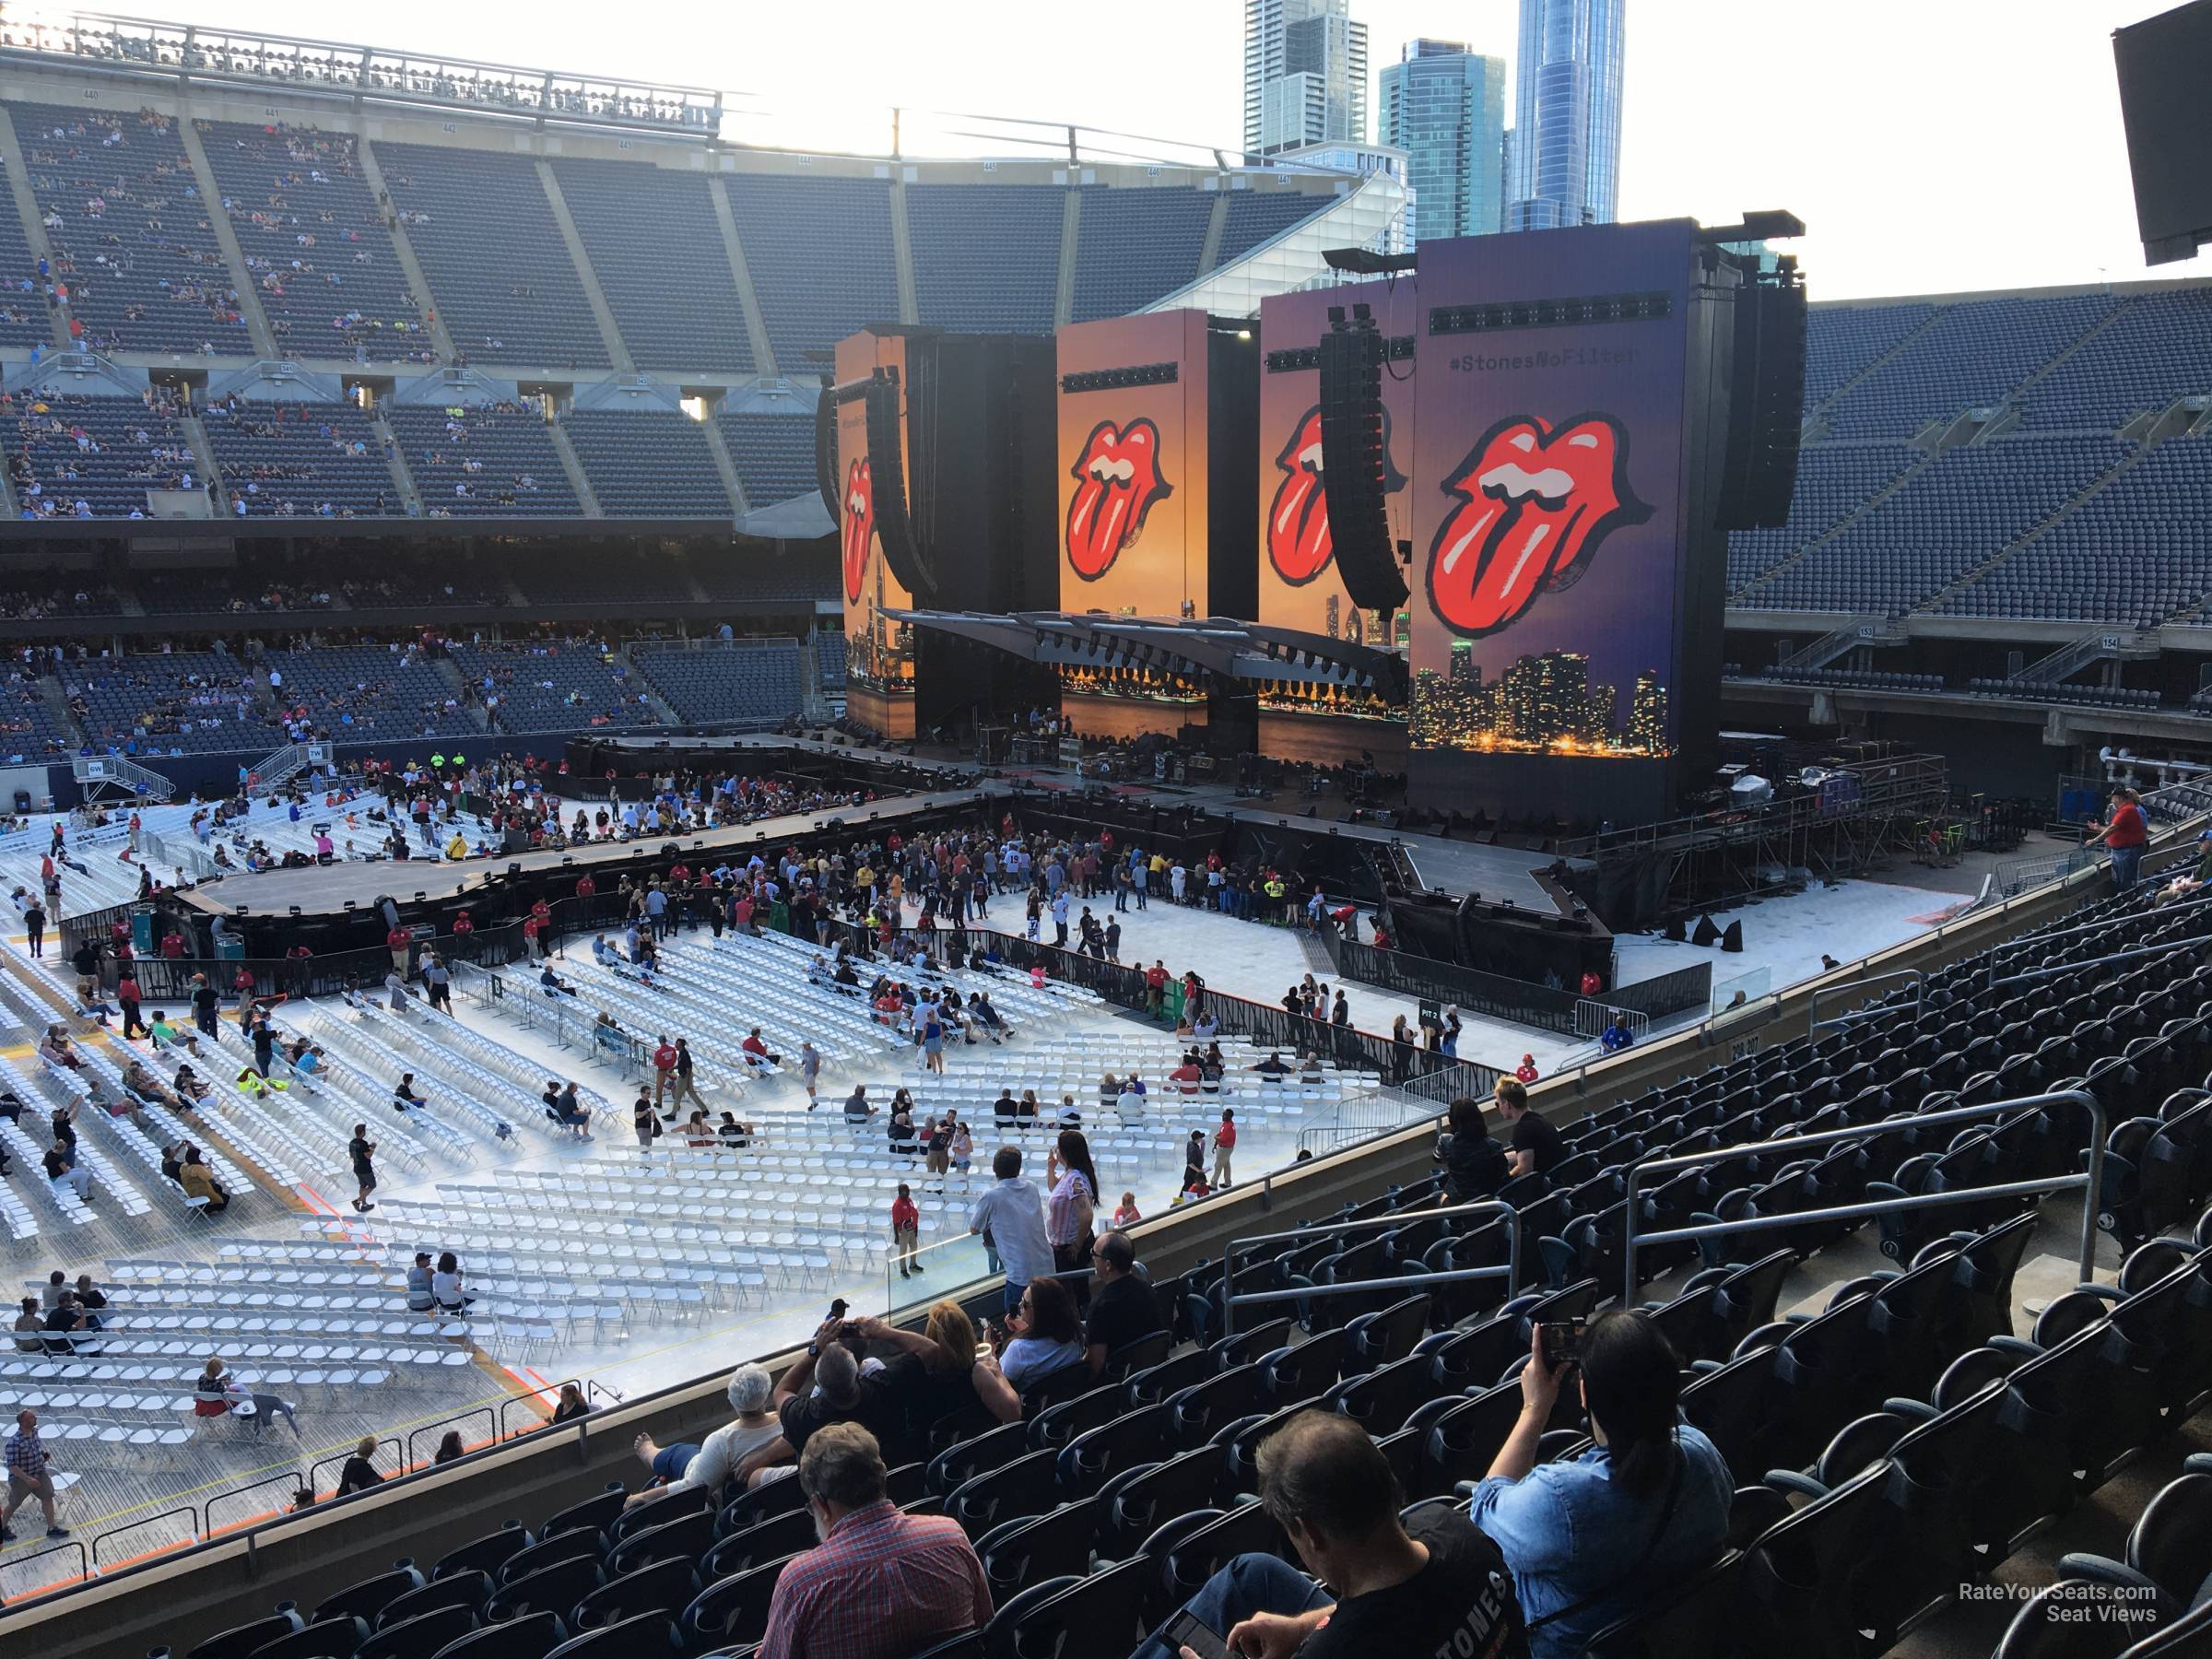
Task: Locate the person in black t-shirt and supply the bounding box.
[1136,1411,1526,1659]
[1083,1230,1163,1374]
[1495,1079,1562,1180]
[335,1435,382,1496]
[731,1318,907,1488]
[1441,1096,1512,1202]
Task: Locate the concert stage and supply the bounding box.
[174,729,1573,929]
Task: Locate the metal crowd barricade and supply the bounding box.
[1619,1088,2108,1303]
[1221,1198,1519,1339]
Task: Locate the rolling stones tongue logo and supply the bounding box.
[1065,418,1171,581]
[1266,403,1406,586]
[841,457,873,606]
[1426,413,1650,639]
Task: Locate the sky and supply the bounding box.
[88,0,2206,300]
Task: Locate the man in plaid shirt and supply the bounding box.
[3,1408,68,1540]
[759,1422,989,1659]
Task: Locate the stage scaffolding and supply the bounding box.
[1567,751,1952,920]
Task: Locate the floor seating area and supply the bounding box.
[373,144,607,370]
[8,101,254,356]
[632,643,801,728]
[195,120,433,364]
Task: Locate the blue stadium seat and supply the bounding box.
[197,121,433,364]
[550,160,753,373]
[376,143,607,369]
[10,101,255,356]
[562,410,734,519]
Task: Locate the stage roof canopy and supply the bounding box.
[883,610,1408,700]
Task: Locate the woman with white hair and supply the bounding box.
[623,1362,782,1511]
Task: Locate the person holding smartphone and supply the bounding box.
[1136,1411,1526,1659]
[1467,1311,1733,1659]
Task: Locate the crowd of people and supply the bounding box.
[597,1192,1732,1659]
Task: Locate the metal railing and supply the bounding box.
[1988,934,2212,993]
[308,1436,401,1502]
[1572,999,1649,1042]
[1806,967,1924,1037]
[202,1471,305,1540]
[1982,887,2212,976]
[1619,1088,2108,1303]
[1220,1198,1519,1338]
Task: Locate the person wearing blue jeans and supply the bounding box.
[1135,1411,1527,1659]
[1132,1551,1330,1659]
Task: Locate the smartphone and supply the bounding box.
[1163,1609,1232,1659]
[1538,1316,1587,1370]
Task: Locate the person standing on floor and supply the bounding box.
[633,1088,664,1151]
[891,1182,922,1279]
[1,1408,69,1541]
[1212,1107,1237,1188]
[347,1124,377,1213]
[115,966,147,1040]
[669,1039,707,1112]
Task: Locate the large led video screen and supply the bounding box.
[1255,281,1418,650]
[1055,311,1212,618]
[834,329,914,735]
[1407,221,1700,786]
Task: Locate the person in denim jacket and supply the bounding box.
[1468,1311,1733,1659]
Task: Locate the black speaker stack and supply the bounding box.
[1715,264,1807,531]
[812,373,839,525]
[1315,302,1408,611]
[863,369,933,598]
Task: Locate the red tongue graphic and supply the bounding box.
[841,457,873,606]
[1065,418,1171,581]
[1266,407,1333,584]
[1426,414,1648,639]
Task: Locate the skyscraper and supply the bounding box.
[1379,40,1507,242]
[1244,0,1370,158]
[1507,0,1626,231]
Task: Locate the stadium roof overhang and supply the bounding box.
[885,610,1407,701]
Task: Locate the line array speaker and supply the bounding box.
[813,376,838,524]
[1316,307,1407,611]
[864,370,935,598]
[1715,267,1806,531]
